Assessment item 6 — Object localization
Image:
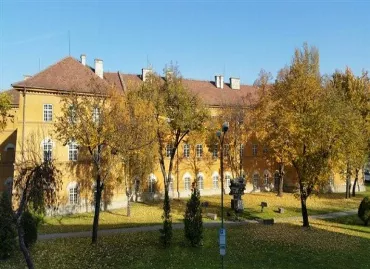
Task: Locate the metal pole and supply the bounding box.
[221,134,224,269]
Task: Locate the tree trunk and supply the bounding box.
[299,183,309,227]
[126,197,131,217]
[17,220,34,269]
[345,163,351,199]
[92,175,102,244]
[278,164,284,197]
[352,168,359,197]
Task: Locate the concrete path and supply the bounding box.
[38,209,357,241]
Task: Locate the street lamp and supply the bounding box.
[216,121,229,267]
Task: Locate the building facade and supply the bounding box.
[0,55,366,214]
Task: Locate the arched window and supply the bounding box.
[41,138,53,162]
[253,173,259,189]
[263,171,270,186]
[212,172,219,189]
[67,182,79,205]
[4,143,15,151]
[225,172,232,188]
[4,177,13,195]
[197,173,204,190]
[183,172,191,191]
[148,174,156,193]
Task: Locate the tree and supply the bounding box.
[12,132,61,269]
[257,44,342,227]
[254,70,288,197]
[0,92,11,132]
[108,83,157,216]
[0,191,16,260]
[139,66,209,247]
[184,182,203,247]
[329,69,370,197]
[54,79,119,244]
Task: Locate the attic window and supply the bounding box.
[4,143,15,151]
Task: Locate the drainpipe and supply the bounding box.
[22,87,26,162]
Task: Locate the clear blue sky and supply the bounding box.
[0,0,369,91]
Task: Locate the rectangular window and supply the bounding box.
[184,144,190,158]
[68,142,78,161]
[43,140,52,162]
[69,105,77,123]
[223,144,229,157]
[252,144,258,156]
[196,144,203,158]
[184,177,191,191]
[239,144,244,157]
[43,104,53,122]
[93,107,100,123]
[212,176,219,189]
[166,144,173,157]
[69,188,79,205]
[212,144,218,158]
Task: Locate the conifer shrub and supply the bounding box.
[159,190,172,247]
[0,191,16,260]
[358,196,370,226]
[21,211,39,248]
[184,183,203,247]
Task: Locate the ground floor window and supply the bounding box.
[253,173,259,189]
[184,176,191,191]
[212,175,219,189]
[69,187,79,205]
[197,175,204,190]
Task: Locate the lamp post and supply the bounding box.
[216,122,229,268]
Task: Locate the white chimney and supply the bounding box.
[215,75,224,89]
[230,77,240,90]
[80,54,86,66]
[142,68,152,82]
[23,75,32,80]
[94,59,103,79]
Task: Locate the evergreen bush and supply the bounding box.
[358,196,370,226]
[0,192,16,260]
[184,183,203,247]
[21,211,39,248]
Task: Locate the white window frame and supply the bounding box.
[43,104,53,122]
[92,107,100,124]
[239,144,244,157]
[225,173,232,189]
[184,143,190,158]
[264,173,269,185]
[184,176,191,191]
[166,144,173,158]
[68,140,78,161]
[197,174,204,190]
[252,144,258,156]
[148,174,156,193]
[253,173,259,189]
[212,144,218,158]
[212,175,219,189]
[196,144,203,158]
[69,186,79,205]
[42,139,53,162]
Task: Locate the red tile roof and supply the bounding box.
[10,56,257,106]
[12,57,110,93]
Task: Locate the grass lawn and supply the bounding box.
[39,186,369,234]
[3,216,370,269]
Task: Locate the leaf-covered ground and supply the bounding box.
[3,216,370,269]
[39,188,368,234]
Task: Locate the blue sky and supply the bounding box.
[0,0,369,90]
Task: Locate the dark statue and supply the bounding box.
[229,176,246,213]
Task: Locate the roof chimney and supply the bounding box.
[215,75,224,89]
[94,59,103,79]
[80,54,86,66]
[230,77,240,90]
[142,68,152,82]
[23,75,32,80]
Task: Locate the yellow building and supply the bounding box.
[0,54,365,213]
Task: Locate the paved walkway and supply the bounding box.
[38,209,357,241]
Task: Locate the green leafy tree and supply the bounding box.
[329,69,370,197]
[184,182,203,247]
[54,80,119,244]
[0,191,16,260]
[139,65,209,247]
[256,44,344,227]
[0,92,11,131]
